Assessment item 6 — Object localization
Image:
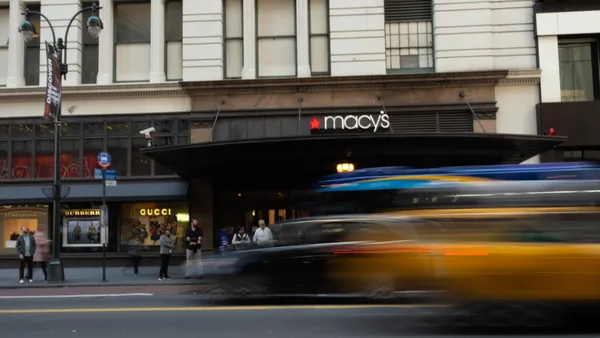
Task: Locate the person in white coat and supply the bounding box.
[232,226,251,250]
[252,220,273,247]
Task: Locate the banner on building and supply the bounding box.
[43,42,62,122]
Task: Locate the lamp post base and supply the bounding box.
[46,258,65,283]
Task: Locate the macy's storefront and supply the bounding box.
[182,102,478,237]
[139,73,562,249]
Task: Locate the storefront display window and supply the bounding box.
[59,203,119,254]
[0,205,48,253]
[62,209,104,248]
[120,202,189,252]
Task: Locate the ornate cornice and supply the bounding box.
[0,69,540,102]
[0,82,187,102]
[497,69,541,86]
[182,71,512,95]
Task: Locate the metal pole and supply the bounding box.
[47,44,64,283]
[101,168,107,282]
[47,101,63,283]
[297,97,302,136]
[208,100,225,141]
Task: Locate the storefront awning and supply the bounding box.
[0,180,188,204]
[141,132,566,187]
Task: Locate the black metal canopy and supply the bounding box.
[141,133,566,188]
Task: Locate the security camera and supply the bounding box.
[139,127,155,147]
[139,127,155,136]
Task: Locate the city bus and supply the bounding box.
[310,162,600,215]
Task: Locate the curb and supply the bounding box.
[0,281,211,290]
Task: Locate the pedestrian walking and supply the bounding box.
[127,236,143,276]
[33,231,50,281]
[16,226,36,284]
[184,218,203,279]
[158,230,173,281]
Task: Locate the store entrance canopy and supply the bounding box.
[141,132,566,187]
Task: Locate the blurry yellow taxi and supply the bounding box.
[391,206,600,303]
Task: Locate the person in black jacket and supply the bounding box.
[184,218,203,279]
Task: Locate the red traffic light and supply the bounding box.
[548,127,555,136]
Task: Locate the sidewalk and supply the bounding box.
[0,264,210,289]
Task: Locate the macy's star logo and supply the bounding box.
[309,117,321,130]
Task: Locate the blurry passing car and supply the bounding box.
[203,215,441,299]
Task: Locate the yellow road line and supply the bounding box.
[0,304,444,314]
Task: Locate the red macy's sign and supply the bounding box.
[310,111,390,132]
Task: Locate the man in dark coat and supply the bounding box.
[16,226,37,284]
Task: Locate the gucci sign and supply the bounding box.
[139,208,172,216]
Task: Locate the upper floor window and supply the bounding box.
[115,1,151,82]
[559,40,599,102]
[24,5,40,86]
[256,0,296,77]
[224,0,243,79]
[0,117,188,180]
[82,3,99,84]
[384,0,433,74]
[166,0,182,81]
[309,0,329,75]
[0,7,8,86]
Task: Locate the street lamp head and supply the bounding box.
[86,15,103,39]
[18,19,36,43]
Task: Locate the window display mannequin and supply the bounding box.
[87,224,97,243]
[74,222,81,243]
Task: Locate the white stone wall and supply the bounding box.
[432,0,540,142]
[39,0,82,86]
[329,0,386,76]
[494,71,541,163]
[5,0,25,87]
[0,0,543,137]
[434,0,536,72]
[0,84,191,119]
[1,0,543,86]
[492,74,540,145]
[182,0,223,81]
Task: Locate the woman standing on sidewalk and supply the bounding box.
[158,230,173,281]
[33,231,50,281]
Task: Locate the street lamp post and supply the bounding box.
[18,3,104,283]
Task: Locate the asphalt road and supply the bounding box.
[0,295,598,338]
